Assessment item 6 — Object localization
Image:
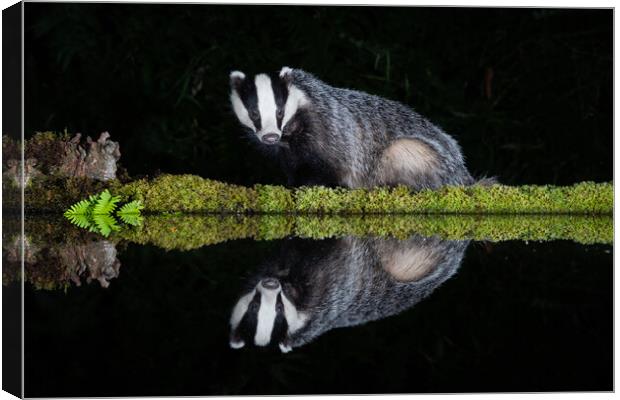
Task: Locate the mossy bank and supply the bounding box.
[117,175,612,214]
[5,214,614,254]
[6,173,612,214]
[117,214,613,250]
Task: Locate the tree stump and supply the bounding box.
[2,131,121,188]
[54,132,121,181]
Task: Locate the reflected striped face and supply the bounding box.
[229,277,308,353]
[229,67,308,145]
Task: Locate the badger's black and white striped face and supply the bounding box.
[229,67,307,145]
[229,277,308,353]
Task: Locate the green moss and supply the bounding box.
[121,179,611,214]
[255,214,294,240]
[294,186,368,213]
[25,131,69,171]
[116,214,611,250]
[290,215,612,244]
[254,184,294,212]
[116,174,256,213]
[116,215,265,250]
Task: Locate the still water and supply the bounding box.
[5,215,612,396]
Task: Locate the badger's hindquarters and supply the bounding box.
[377,138,441,189]
[373,138,473,190]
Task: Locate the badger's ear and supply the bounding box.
[278,338,293,353]
[279,66,293,84]
[229,70,246,89]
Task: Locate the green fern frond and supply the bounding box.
[92,190,122,215]
[65,213,92,229]
[64,190,143,236]
[64,199,93,217]
[118,213,143,226]
[117,200,144,215]
[92,214,121,237]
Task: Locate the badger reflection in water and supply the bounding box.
[229,236,469,353]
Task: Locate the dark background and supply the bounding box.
[25,5,612,185]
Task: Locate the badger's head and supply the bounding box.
[229,276,309,353]
[229,66,308,145]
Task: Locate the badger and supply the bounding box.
[229,236,469,352]
[229,67,478,189]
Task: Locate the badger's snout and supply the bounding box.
[261,277,280,290]
[260,133,281,145]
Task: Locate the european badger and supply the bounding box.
[229,236,469,352]
[230,67,475,189]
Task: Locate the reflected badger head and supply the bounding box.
[228,237,469,354]
[229,67,307,145]
[229,276,308,353]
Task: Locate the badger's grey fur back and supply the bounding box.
[230,67,478,190]
[229,236,469,352]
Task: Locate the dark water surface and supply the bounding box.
[12,217,611,397]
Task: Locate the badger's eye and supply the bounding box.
[276,109,284,119]
[283,283,299,300]
[249,301,259,312]
[249,110,260,120]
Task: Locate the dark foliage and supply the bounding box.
[25,5,612,185]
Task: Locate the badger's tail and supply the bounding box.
[472,175,499,186]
